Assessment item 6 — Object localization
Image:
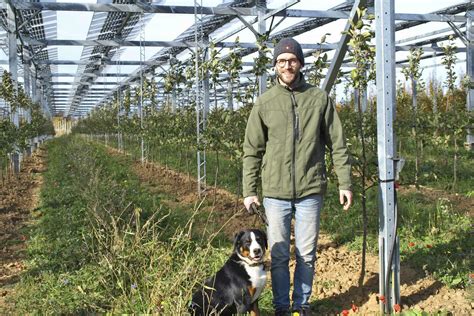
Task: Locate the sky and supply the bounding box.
[1,0,469,109]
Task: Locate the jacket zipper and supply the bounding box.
[290,91,299,200]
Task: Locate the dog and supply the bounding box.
[189,229,268,316]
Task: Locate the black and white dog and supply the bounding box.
[189,229,268,316]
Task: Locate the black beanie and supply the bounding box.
[272,37,304,67]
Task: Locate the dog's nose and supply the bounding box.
[253,248,262,255]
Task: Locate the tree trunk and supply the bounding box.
[356,92,368,287]
[213,149,220,205]
[453,136,457,190]
[412,77,419,188]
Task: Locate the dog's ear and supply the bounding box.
[261,230,268,249]
[233,231,245,250]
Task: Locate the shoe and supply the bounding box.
[275,309,290,316]
[291,307,311,316]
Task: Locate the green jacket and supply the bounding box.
[242,75,351,199]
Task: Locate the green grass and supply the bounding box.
[12,132,470,314]
[398,136,474,194]
[397,192,472,288]
[96,134,243,195]
[43,133,473,314]
[12,135,238,313]
[89,134,473,291]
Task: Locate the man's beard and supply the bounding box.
[277,69,299,87]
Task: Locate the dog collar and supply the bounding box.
[233,259,264,268]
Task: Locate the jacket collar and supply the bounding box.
[276,72,307,92]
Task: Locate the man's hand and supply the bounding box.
[339,190,353,211]
[244,196,260,214]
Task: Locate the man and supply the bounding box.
[242,37,353,316]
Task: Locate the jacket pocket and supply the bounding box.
[263,142,282,192]
[305,162,325,189]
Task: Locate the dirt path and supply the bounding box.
[128,157,472,315]
[0,150,45,313]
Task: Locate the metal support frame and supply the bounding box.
[466,10,474,149]
[168,56,177,112]
[227,79,233,111]
[354,71,368,113]
[448,21,468,46]
[16,9,42,33]
[431,49,439,113]
[4,0,469,116]
[203,40,210,118]
[375,0,400,313]
[32,66,37,103]
[15,38,468,54]
[396,23,466,45]
[214,0,299,44]
[139,12,146,164]
[228,1,268,97]
[257,2,267,96]
[322,0,366,94]
[116,58,123,152]
[361,82,368,112]
[411,75,418,111]
[7,1,21,173]
[23,47,32,156]
[354,87,360,111]
[7,1,467,23]
[195,0,206,197]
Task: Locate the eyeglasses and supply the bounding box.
[276,58,299,67]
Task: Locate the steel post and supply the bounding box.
[23,48,32,156]
[375,0,401,313]
[322,0,366,94]
[258,2,267,96]
[203,37,210,119]
[466,10,474,149]
[7,2,21,173]
[195,0,206,196]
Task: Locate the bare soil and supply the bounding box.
[130,158,473,315]
[0,149,45,313]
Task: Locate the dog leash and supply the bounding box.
[250,203,268,226]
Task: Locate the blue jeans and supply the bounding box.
[263,194,323,311]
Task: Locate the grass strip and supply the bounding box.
[13,136,231,313]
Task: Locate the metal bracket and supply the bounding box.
[447,21,468,45]
[16,9,42,34]
[391,156,406,181]
[215,0,299,42]
[322,0,367,94]
[230,7,260,37]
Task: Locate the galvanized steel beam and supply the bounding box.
[10,1,258,15]
[395,2,468,32]
[395,24,465,45]
[7,2,467,23]
[51,72,129,77]
[195,1,207,197]
[9,0,467,116]
[22,36,341,49]
[50,81,119,85]
[375,0,400,313]
[322,0,366,94]
[394,12,465,23]
[466,10,474,149]
[258,2,267,96]
[7,1,20,172]
[448,20,468,46]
